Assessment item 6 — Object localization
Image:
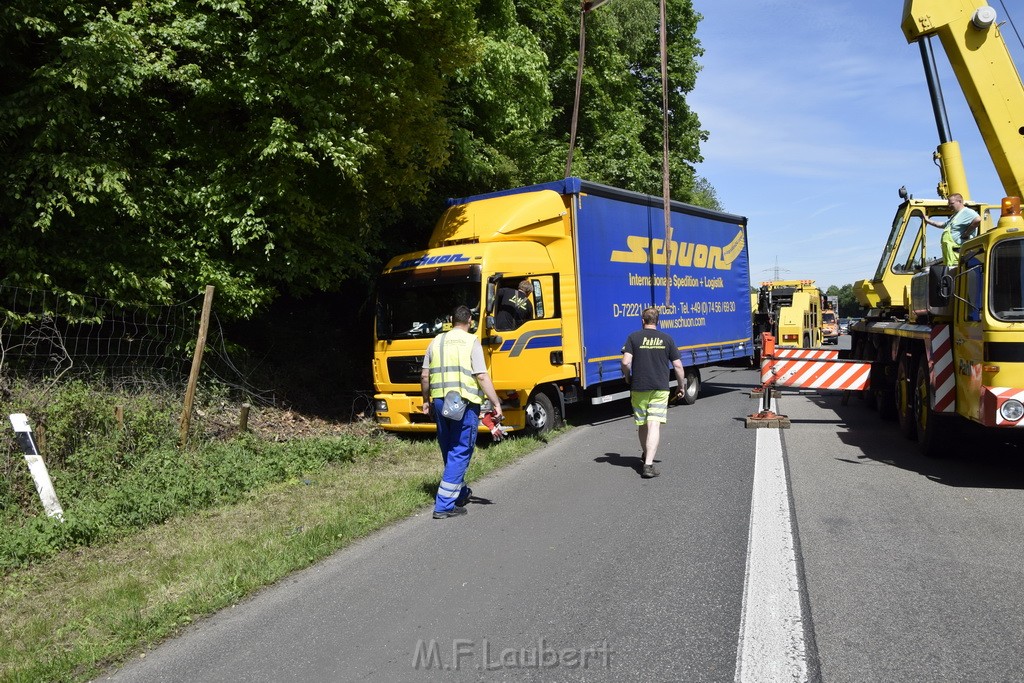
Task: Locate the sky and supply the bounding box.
[687,0,1024,292]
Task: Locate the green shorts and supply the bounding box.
[631,390,669,425]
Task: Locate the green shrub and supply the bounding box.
[0,377,382,571]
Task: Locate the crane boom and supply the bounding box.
[902,0,1024,200]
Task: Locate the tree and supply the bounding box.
[1,0,480,316]
[826,284,861,318]
[1,0,718,318]
[518,0,713,204]
[395,0,719,253]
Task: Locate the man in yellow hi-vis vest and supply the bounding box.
[420,305,503,519]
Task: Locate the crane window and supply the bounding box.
[891,214,925,273]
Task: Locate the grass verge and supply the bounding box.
[0,429,557,683]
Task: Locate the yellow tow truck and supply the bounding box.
[752,279,824,357]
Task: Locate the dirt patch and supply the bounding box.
[197,402,377,442]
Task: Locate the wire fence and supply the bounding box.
[0,284,277,406]
[0,283,383,426]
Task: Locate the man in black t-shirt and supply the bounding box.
[621,307,686,479]
[493,280,534,331]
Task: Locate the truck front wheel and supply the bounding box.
[525,390,563,436]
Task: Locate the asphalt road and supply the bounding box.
[785,385,1024,682]
[109,337,1024,682]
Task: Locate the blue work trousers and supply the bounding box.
[433,398,480,513]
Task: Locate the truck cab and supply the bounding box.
[373,188,577,435]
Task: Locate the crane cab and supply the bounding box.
[854,193,997,315]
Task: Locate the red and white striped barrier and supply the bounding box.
[773,347,839,361]
[760,357,871,391]
[748,333,872,427]
[926,325,955,414]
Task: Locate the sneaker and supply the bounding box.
[455,486,473,507]
[432,506,468,519]
[641,464,660,479]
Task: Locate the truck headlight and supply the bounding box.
[999,399,1024,422]
[375,399,388,413]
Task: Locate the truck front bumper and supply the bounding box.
[373,393,525,433]
[980,387,1024,427]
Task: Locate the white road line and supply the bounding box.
[735,401,808,683]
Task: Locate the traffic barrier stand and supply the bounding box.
[745,333,871,429]
[747,333,791,428]
[745,382,791,429]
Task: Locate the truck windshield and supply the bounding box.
[990,238,1024,321]
[375,265,482,340]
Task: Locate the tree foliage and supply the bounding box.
[1,0,717,318]
[825,284,863,318]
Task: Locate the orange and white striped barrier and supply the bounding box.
[926,324,955,414]
[760,357,871,391]
[747,333,872,428]
[773,347,839,361]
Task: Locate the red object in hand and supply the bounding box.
[481,410,506,441]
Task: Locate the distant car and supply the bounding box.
[839,318,850,334]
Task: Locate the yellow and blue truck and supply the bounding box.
[372,178,753,434]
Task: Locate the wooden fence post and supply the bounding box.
[239,403,251,433]
[179,285,215,448]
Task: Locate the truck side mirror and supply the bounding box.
[486,274,502,315]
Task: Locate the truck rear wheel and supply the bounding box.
[896,353,916,438]
[875,363,897,420]
[681,367,701,405]
[855,337,878,410]
[914,354,949,457]
[525,390,563,436]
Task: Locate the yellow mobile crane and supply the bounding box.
[850,0,1024,454]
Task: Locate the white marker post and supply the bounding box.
[9,413,64,520]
